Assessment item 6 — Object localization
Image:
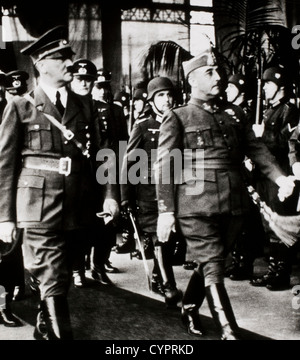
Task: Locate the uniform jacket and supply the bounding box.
[0,86,116,230]
[121,111,160,206]
[261,98,299,172]
[155,97,284,218]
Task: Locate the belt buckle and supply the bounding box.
[59,157,72,176]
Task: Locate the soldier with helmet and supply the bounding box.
[250,66,300,290]
[155,49,296,339]
[120,76,183,306]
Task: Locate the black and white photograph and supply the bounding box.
[0,0,300,346]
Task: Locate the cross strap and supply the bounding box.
[24,94,90,158]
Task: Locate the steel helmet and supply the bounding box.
[147,77,174,100]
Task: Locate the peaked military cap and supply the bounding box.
[228,74,246,92]
[20,25,74,64]
[73,58,97,79]
[95,68,112,84]
[263,66,286,87]
[5,70,29,95]
[182,47,217,78]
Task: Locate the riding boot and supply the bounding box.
[151,259,165,297]
[181,269,205,336]
[0,287,22,327]
[33,303,49,340]
[205,283,240,340]
[40,296,73,340]
[156,242,182,308]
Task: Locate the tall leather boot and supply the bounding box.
[181,269,205,336]
[205,283,240,340]
[0,287,22,327]
[156,242,182,308]
[33,303,49,340]
[41,296,73,340]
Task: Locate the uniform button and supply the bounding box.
[271,122,275,125]
[64,140,68,144]
[102,116,105,119]
[86,133,90,139]
[85,126,89,129]
[151,138,155,141]
[219,120,224,124]
[34,124,40,130]
[223,134,228,138]
[228,146,232,150]
[152,131,156,134]
[24,181,28,186]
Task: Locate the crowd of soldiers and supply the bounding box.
[0,25,300,341]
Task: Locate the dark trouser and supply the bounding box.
[22,227,87,300]
[91,219,117,271]
[0,233,25,301]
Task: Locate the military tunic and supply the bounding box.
[156,97,284,282]
[0,86,115,299]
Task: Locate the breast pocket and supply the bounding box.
[28,122,52,151]
[185,126,214,149]
[16,175,45,222]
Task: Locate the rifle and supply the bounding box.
[255,56,263,125]
[128,64,134,134]
[127,208,152,291]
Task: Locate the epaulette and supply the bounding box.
[136,117,148,124]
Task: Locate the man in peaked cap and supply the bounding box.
[155,48,296,339]
[0,25,119,340]
[250,66,299,291]
[5,70,29,97]
[70,58,97,96]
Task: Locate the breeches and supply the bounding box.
[22,228,86,300]
[178,214,244,286]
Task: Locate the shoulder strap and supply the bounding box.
[24,94,90,158]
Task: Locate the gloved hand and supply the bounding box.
[103,198,119,224]
[0,222,16,243]
[292,162,300,180]
[252,123,265,138]
[275,175,295,202]
[157,213,176,243]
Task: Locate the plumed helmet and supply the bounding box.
[263,66,286,87]
[147,77,174,100]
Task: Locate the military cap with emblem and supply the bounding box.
[182,47,217,79]
[262,66,287,87]
[72,58,97,79]
[20,25,74,64]
[95,68,112,85]
[227,74,246,93]
[5,70,29,95]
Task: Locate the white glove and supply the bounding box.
[103,198,119,224]
[275,175,295,202]
[157,213,176,243]
[252,123,265,137]
[292,162,300,180]
[244,158,254,172]
[0,222,16,243]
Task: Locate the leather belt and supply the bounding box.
[194,159,241,170]
[23,156,72,176]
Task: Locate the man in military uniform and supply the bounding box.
[120,77,183,306]
[155,48,295,340]
[0,26,119,340]
[250,66,299,290]
[225,73,266,281]
[88,68,128,284]
[70,58,97,97]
